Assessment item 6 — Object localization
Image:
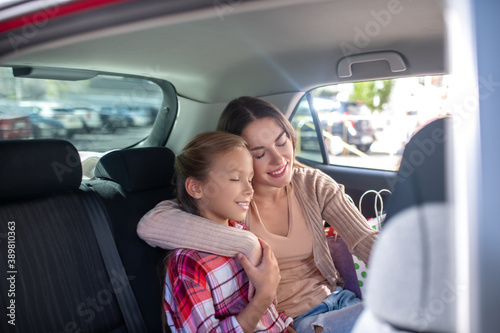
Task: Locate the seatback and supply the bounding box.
[384,117,446,223]
[88,146,176,333]
[0,140,128,332]
[353,117,454,332]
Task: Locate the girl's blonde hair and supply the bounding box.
[174,131,249,215]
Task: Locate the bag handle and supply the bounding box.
[359,189,392,230]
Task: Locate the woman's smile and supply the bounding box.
[268,162,288,178]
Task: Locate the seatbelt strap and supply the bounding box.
[81,192,148,333]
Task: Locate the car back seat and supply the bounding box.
[86,146,176,333]
[0,139,147,332]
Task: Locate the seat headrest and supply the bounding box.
[94,147,175,192]
[364,203,454,332]
[385,117,447,223]
[0,139,82,200]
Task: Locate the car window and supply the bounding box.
[291,75,450,171]
[0,67,163,153]
[290,97,324,163]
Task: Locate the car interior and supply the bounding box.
[0,0,498,332]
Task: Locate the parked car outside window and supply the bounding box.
[0,67,163,154]
[0,109,32,139]
[291,76,450,171]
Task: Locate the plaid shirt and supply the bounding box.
[164,221,292,332]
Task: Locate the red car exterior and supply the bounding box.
[0,114,32,140]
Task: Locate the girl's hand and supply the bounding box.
[237,238,280,306]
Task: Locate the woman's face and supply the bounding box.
[241,117,294,190]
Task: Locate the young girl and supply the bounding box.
[161,131,293,332]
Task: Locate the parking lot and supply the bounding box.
[68,126,152,152]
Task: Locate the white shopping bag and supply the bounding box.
[352,214,386,295]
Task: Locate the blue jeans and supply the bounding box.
[292,286,363,332]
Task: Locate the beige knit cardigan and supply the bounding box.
[137,167,378,287]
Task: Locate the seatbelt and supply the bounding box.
[81,192,148,333]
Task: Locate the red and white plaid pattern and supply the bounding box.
[164,221,292,332]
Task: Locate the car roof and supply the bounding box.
[0,0,446,103]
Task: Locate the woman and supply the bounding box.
[138,97,378,332]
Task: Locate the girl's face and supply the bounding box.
[196,147,254,225]
[241,117,294,190]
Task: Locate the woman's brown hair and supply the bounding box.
[216,96,307,168]
[174,131,249,215]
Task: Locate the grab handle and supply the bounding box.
[337,51,407,78]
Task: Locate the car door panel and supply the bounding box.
[298,157,395,220]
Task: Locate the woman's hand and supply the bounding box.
[235,238,281,332]
[237,238,280,306]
